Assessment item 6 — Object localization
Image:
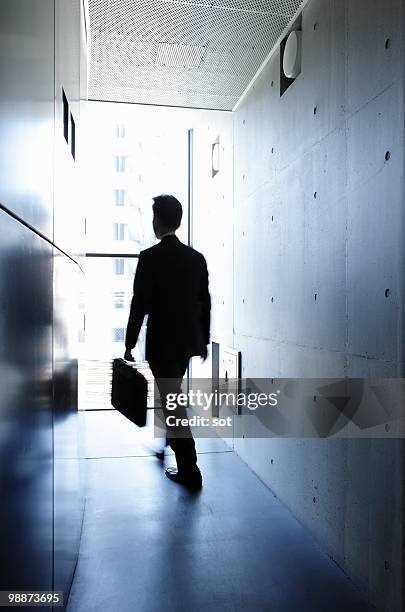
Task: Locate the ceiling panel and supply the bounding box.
[88,0,305,110]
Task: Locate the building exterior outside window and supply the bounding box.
[113,328,125,342]
[115,123,126,139]
[114,292,125,309]
[82,102,190,371]
[114,258,124,275]
[114,189,126,206]
[113,155,126,172]
[114,222,126,241]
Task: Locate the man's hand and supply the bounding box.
[124,348,135,362]
[200,346,208,362]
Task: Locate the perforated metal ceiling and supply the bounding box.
[88,0,305,110]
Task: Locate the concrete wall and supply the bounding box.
[0,1,87,608]
[193,0,405,610]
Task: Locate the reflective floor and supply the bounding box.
[67,411,376,612]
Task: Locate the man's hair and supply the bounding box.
[152,194,183,230]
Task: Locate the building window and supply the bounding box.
[113,328,125,342]
[114,292,125,309]
[114,223,126,241]
[115,124,126,139]
[113,155,126,172]
[114,189,126,206]
[114,259,124,275]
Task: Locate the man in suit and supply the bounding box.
[124,194,211,489]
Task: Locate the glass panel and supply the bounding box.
[83,101,189,255]
[113,189,127,206]
[78,256,153,410]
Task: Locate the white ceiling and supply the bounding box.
[88,0,305,111]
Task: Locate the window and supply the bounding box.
[113,189,127,206]
[113,223,126,241]
[113,328,125,342]
[114,259,124,275]
[114,292,125,309]
[113,155,127,172]
[115,124,126,139]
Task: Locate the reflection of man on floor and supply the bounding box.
[124,194,211,490]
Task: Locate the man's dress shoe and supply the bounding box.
[165,467,202,490]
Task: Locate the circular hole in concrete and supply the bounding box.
[313,497,316,503]
[314,293,318,301]
[271,215,274,222]
[385,151,391,161]
[384,560,390,571]
[385,423,390,433]
[271,297,274,303]
[385,288,391,298]
[314,22,318,30]
[313,106,318,115]
[314,191,317,199]
[271,459,274,464]
[385,38,391,49]
[271,80,274,87]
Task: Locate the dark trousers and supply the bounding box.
[149,356,198,474]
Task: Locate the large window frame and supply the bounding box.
[81,127,194,411]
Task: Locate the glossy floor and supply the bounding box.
[67,411,376,612]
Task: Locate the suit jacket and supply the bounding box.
[125,235,211,362]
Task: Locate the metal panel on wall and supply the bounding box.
[0,0,87,608]
[54,0,86,260]
[53,0,88,601]
[0,0,55,238]
[0,210,54,601]
[53,251,85,598]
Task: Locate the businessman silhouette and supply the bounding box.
[124,194,211,489]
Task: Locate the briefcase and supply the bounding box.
[111,358,148,427]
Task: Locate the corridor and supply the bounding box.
[1,0,405,611]
[67,412,374,612]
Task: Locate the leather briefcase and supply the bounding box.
[111,358,148,427]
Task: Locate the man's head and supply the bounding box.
[152,194,183,239]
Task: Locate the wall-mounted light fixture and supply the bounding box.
[283,30,302,79]
[212,136,220,177]
[280,15,302,96]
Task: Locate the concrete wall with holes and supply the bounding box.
[194,0,405,610]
